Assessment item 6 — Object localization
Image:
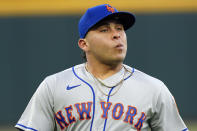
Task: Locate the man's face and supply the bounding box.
[84,19,127,65]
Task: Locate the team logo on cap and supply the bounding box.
[105,5,115,13]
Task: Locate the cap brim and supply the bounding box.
[98,12,136,31]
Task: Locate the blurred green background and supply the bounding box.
[0,0,196,130]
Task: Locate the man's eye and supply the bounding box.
[100,29,108,32]
[117,27,123,31]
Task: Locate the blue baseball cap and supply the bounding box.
[78,4,135,38]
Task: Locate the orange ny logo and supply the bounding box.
[105,5,115,13]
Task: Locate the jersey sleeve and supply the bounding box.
[15,78,55,131]
[150,83,189,131]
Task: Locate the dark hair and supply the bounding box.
[81,51,87,61]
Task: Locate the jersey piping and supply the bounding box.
[16,123,38,131]
[72,66,96,131]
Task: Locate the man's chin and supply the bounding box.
[103,57,125,66]
[113,56,125,63]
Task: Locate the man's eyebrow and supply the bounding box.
[98,20,122,26]
[92,22,110,29]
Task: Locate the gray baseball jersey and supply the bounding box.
[15,63,188,131]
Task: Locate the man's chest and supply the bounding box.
[53,82,153,131]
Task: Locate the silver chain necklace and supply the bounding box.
[85,64,133,96]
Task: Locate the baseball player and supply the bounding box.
[15,4,188,131]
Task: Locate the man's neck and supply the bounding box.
[86,60,123,80]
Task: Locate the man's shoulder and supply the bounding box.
[125,64,165,89]
[44,63,85,83]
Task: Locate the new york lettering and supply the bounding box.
[55,101,146,131]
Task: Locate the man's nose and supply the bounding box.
[112,30,121,39]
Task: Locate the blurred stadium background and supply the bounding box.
[0,0,197,130]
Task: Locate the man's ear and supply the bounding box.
[78,39,89,52]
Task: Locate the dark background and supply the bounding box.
[0,13,196,125]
